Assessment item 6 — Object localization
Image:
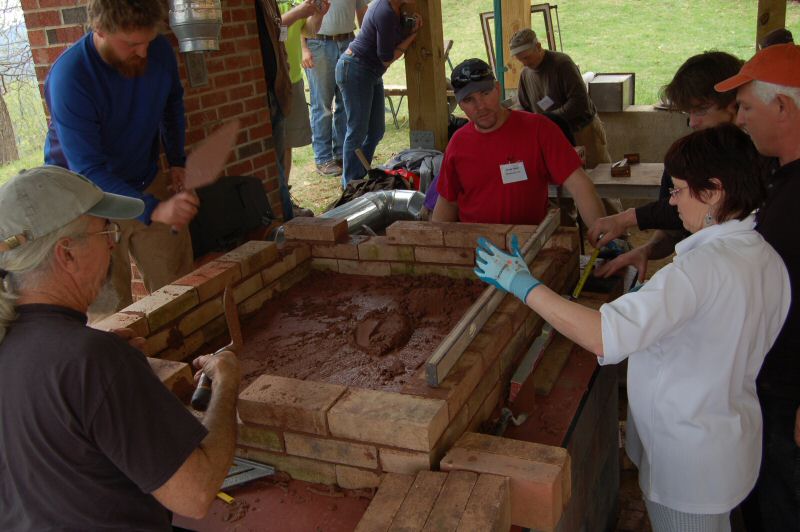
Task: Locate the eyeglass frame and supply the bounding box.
[668,185,690,198]
[81,221,122,245]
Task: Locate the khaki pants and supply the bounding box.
[574,115,611,169]
[89,173,194,321]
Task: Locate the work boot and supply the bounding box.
[316,160,342,177]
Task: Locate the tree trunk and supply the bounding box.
[0,94,20,165]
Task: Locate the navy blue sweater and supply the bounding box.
[44,33,185,224]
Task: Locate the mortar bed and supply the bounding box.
[233,270,484,392]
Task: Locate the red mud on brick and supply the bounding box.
[235,271,484,392]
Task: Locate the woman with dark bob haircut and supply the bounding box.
[473,124,791,531]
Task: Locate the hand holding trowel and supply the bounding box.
[191,286,243,411]
[164,119,241,234]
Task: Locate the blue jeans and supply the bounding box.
[335,53,385,184]
[269,91,293,221]
[304,38,351,165]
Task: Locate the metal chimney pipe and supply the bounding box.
[169,0,223,53]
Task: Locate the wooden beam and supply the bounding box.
[756,0,787,49]
[501,0,531,91]
[404,0,449,151]
[425,209,560,387]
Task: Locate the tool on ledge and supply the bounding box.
[171,119,240,234]
[191,285,243,411]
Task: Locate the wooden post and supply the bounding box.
[404,0,449,151]
[501,0,531,91]
[756,0,787,49]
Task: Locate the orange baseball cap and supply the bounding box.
[715,43,800,92]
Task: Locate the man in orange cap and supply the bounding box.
[715,43,800,531]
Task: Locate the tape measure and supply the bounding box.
[571,247,601,300]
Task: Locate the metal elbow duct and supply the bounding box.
[169,0,223,53]
[320,190,425,234]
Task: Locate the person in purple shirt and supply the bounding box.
[335,0,422,184]
[43,0,199,319]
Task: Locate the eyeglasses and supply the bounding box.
[85,222,121,244]
[668,185,689,198]
[451,63,494,89]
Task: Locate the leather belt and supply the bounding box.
[308,32,354,42]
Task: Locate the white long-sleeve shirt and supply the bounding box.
[599,214,790,514]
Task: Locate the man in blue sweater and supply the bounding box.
[44,0,198,317]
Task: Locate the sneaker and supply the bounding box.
[316,160,342,176]
[291,203,314,217]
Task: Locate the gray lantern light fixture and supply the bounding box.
[169,0,223,53]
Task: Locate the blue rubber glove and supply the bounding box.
[474,235,542,302]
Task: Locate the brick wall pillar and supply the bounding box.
[21,0,286,219]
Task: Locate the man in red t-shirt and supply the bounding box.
[433,58,604,226]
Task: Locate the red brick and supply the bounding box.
[389,471,447,531]
[24,10,61,28]
[235,36,260,52]
[386,221,444,246]
[355,474,415,532]
[228,159,254,176]
[90,311,149,337]
[147,358,194,402]
[124,284,199,332]
[200,91,228,108]
[27,29,47,47]
[229,83,254,100]
[219,241,278,277]
[219,101,244,119]
[442,223,512,250]
[283,217,349,243]
[238,375,346,435]
[221,22,247,40]
[173,260,242,302]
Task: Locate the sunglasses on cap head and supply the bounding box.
[451,63,494,89]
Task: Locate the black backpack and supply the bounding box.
[189,176,274,258]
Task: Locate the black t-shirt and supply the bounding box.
[756,159,800,400]
[0,305,208,531]
[634,168,687,233]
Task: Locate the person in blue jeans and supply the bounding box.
[335,0,422,185]
[303,0,368,177]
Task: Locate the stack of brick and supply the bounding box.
[355,471,510,532]
[21,0,286,218]
[92,216,580,490]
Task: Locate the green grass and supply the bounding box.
[1,80,47,185]
[5,1,800,211]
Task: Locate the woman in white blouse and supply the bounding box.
[475,123,791,532]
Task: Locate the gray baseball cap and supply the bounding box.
[509,28,538,56]
[0,165,144,252]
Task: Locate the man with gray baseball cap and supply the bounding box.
[433,58,605,228]
[0,165,240,530]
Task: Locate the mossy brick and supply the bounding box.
[421,470,478,532]
[238,284,276,316]
[438,351,484,421]
[237,422,284,452]
[456,474,511,532]
[355,473,415,532]
[125,284,198,331]
[442,223,512,250]
[389,261,416,276]
[173,260,242,302]
[414,246,474,265]
[358,236,415,262]
[158,330,204,362]
[336,465,383,490]
[386,221,444,246]
[218,241,278,277]
[338,260,392,276]
[328,389,449,452]
[431,402,471,468]
[399,369,451,402]
[379,448,433,475]
[262,255,290,284]
[311,258,340,272]
[239,375,346,435]
[441,432,570,531]
[236,447,337,485]
[482,312,514,347]
[507,225,538,251]
[178,296,223,336]
[389,471,448,531]
[91,311,149,337]
[147,358,194,401]
[200,314,228,345]
[277,260,312,291]
[284,432,378,468]
[464,333,505,375]
[232,273,264,303]
[445,266,478,280]
[311,235,366,259]
[469,382,503,433]
[283,217,349,242]
[500,325,535,377]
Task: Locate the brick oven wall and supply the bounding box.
[21,0,285,217]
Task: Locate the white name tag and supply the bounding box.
[500,161,528,184]
[537,95,555,111]
[279,25,289,41]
